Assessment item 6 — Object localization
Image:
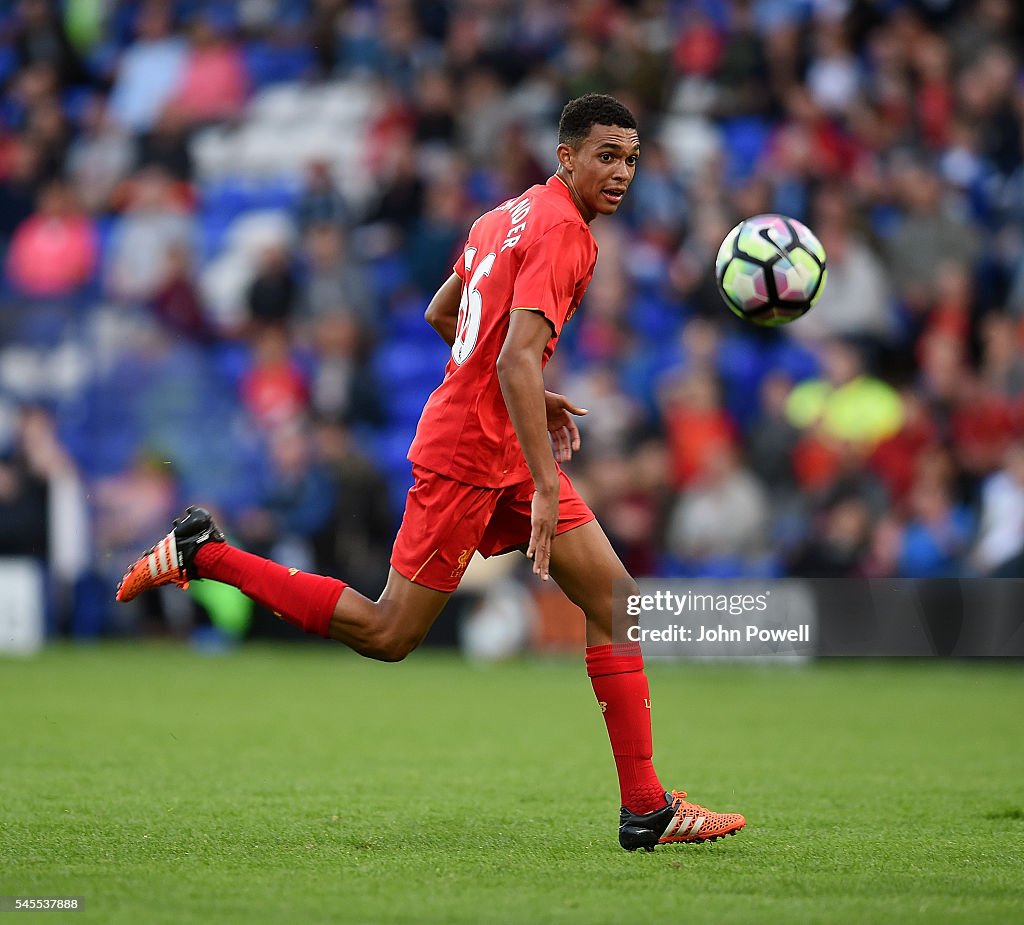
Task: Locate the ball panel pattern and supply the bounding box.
[715,213,827,327]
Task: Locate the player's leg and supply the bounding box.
[327,568,450,661]
[547,518,635,646]
[116,507,450,660]
[189,536,451,660]
[548,520,665,809]
[116,467,487,661]
[548,517,745,850]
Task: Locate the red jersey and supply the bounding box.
[408,175,598,487]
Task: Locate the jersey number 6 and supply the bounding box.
[453,247,496,365]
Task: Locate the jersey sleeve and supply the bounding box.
[509,222,590,337]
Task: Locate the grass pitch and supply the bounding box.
[1,645,1022,924]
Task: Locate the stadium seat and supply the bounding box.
[719,116,771,185]
[243,42,314,91]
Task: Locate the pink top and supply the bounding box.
[6,214,98,297]
[172,46,249,121]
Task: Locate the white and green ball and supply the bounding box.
[715,214,827,326]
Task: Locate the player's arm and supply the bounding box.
[496,308,560,580]
[424,272,463,347]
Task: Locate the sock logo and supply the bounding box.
[288,568,299,576]
[598,701,608,713]
[644,699,651,709]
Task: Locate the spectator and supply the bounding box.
[361,129,425,247]
[805,17,862,118]
[5,178,97,297]
[971,441,1024,574]
[869,388,940,506]
[0,136,44,245]
[665,444,769,571]
[712,0,771,118]
[106,167,193,303]
[240,325,309,429]
[561,366,645,459]
[669,207,734,318]
[294,160,351,232]
[136,105,195,182]
[307,310,384,427]
[13,0,90,89]
[786,339,904,448]
[23,91,71,181]
[150,242,215,343]
[235,421,336,577]
[978,313,1024,398]
[660,368,739,490]
[93,452,180,594]
[898,474,974,577]
[65,96,134,214]
[412,68,457,148]
[407,169,468,295]
[789,495,874,578]
[246,242,297,327]
[794,185,895,346]
[107,1,187,135]
[310,417,394,597]
[299,222,372,323]
[884,157,980,313]
[0,406,51,558]
[169,14,249,126]
[949,375,1016,480]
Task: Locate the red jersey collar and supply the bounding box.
[547,174,586,221]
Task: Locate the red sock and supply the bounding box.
[586,642,665,814]
[194,544,346,638]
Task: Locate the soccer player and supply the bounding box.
[117,94,746,851]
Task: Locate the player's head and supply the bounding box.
[556,94,639,223]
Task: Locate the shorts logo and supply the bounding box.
[599,701,608,713]
[450,548,473,579]
[288,567,298,576]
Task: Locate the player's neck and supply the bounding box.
[554,168,595,224]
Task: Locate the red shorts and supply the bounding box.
[391,464,596,592]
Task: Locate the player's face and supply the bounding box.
[558,124,640,222]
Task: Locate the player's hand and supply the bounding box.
[527,485,559,581]
[543,391,588,463]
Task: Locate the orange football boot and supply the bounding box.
[115,506,224,602]
[619,790,745,851]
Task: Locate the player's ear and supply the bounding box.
[556,142,575,173]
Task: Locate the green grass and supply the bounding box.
[1,646,1022,924]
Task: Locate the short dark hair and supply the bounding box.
[557,94,637,147]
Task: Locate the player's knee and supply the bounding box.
[361,627,421,662]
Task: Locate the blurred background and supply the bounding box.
[0,0,1022,653]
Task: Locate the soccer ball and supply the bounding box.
[715,214,827,326]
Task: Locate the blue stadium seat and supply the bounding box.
[719,117,771,185]
[243,42,314,90]
[628,293,681,343]
[370,255,411,301]
[0,45,16,86]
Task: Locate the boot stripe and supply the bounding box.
[166,533,179,574]
[148,535,178,577]
[666,814,693,838]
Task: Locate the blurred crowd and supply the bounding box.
[1,0,1024,637]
